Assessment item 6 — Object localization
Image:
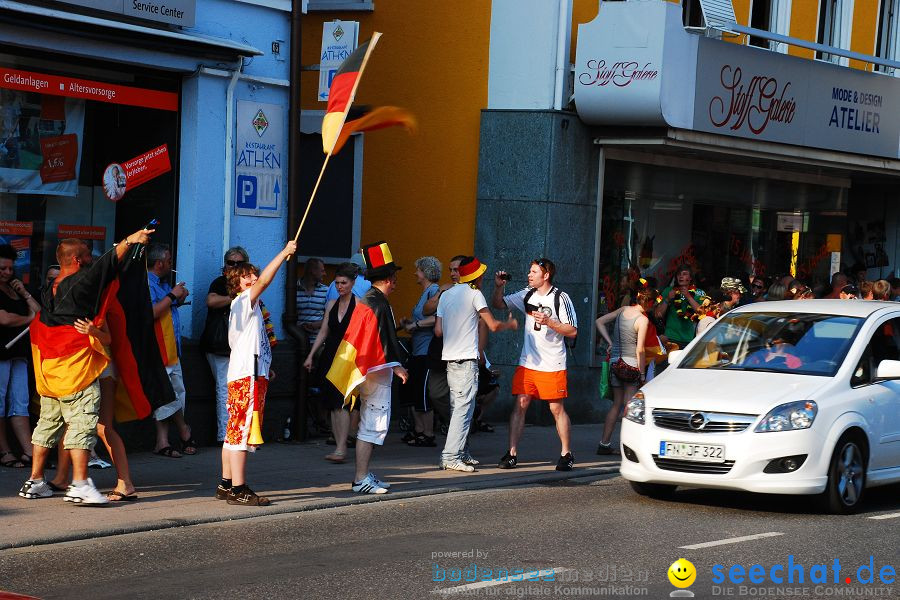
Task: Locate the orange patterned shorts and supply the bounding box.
[224,376,268,451]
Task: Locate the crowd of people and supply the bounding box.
[10,227,887,507]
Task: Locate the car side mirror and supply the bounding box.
[668,349,684,367]
[875,359,900,380]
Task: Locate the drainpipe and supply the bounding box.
[553,0,572,110]
[223,58,243,258]
[285,0,307,441]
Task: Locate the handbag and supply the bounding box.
[611,357,642,383]
[201,309,230,356]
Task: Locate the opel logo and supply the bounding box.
[689,412,708,430]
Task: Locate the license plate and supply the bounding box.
[659,441,726,463]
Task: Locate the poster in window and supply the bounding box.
[0,221,33,284]
[0,90,85,196]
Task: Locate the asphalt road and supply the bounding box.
[2,475,899,600]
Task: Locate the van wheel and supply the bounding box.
[819,436,866,514]
[629,481,676,499]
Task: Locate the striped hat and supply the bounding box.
[361,241,402,281]
[458,256,487,284]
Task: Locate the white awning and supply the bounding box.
[0,0,262,64]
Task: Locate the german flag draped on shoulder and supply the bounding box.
[31,243,175,421]
[321,32,416,156]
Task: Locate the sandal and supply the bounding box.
[19,453,32,467]
[0,451,24,468]
[476,421,495,433]
[410,433,436,447]
[324,451,346,463]
[180,437,199,455]
[155,446,182,458]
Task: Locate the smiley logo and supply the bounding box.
[667,558,696,588]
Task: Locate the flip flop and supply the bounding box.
[0,451,25,468]
[155,446,182,458]
[107,490,139,502]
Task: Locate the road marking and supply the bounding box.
[680,532,783,550]
[431,568,572,595]
[868,512,900,520]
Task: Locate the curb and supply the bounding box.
[0,465,621,552]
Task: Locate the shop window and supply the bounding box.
[597,159,847,315]
[297,111,362,263]
[305,0,374,11]
[816,0,854,65]
[876,0,900,74]
[0,49,179,293]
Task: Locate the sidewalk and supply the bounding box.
[0,424,620,551]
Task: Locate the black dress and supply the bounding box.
[315,295,357,411]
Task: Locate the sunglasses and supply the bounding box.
[225,259,246,267]
[752,282,766,290]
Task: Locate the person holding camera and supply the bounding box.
[492,258,578,472]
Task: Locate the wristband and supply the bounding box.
[166,292,178,304]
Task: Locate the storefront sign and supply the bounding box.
[694,37,900,158]
[575,0,900,159]
[319,21,359,102]
[0,68,178,111]
[235,101,284,218]
[58,224,107,256]
[0,88,85,197]
[50,0,196,27]
[102,145,172,201]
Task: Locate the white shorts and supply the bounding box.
[356,368,393,446]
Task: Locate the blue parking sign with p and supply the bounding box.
[237,175,257,209]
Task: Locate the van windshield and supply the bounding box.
[678,312,864,376]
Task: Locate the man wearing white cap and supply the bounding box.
[434,256,517,472]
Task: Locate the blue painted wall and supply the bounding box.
[178,0,292,340]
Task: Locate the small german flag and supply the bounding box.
[321,33,415,155]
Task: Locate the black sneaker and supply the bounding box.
[556,452,575,471]
[215,484,231,500]
[226,486,271,506]
[596,442,614,455]
[498,452,517,469]
[401,431,416,444]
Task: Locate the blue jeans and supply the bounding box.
[441,360,479,463]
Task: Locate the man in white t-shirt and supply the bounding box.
[435,256,517,472]
[492,258,578,471]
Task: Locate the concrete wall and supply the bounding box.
[475,109,601,423]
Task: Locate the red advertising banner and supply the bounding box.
[0,221,34,236]
[58,225,106,240]
[123,144,171,190]
[0,67,178,112]
[39,134,79,184]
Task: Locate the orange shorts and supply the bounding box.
[511,367,567,401]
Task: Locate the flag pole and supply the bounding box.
[292,32,383,245]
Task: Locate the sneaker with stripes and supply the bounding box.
[352,473,388,494]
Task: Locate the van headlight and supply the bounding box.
[625,391,645,425]
[755,401,817,432]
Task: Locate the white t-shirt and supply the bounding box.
[227,290,273,382]
[503,286,577,372]
[436,284,488,361]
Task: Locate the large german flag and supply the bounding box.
[104,258,176,422]
[30,318,108,399]
[326,301,400,402]
[320,33,416,156]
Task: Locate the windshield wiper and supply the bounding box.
[730,366,789,373]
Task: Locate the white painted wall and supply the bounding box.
[488,0,570,109]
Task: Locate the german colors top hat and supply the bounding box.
[361,241,402,281]
[458,256,487,284]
